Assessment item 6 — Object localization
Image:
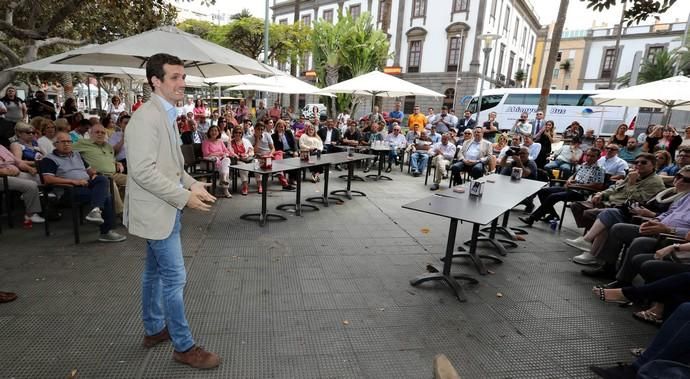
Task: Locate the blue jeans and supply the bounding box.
[410,152,429,173]
[634,302,690,371]
[142,211,194,352]
[74,175,113,234]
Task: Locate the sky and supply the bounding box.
[196,0,690,30]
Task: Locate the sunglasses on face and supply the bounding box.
[633,160,650,165]
[675,173,690,183]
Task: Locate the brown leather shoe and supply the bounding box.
[173,346,221,369]
[143,327,170,348]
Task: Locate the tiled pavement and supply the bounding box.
[0,167,657,378]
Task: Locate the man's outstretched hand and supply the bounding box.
[187,182,216,211]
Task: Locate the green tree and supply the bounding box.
[513,69,526,88]
[617,49,677,86]
[0,0,179,90]
[311,11,390,115]
[218,17,311,65]
[583,0,678,25]
[177,19,216,40]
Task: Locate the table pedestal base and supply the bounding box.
[240,212,286,226]
[365,174,393,181]
[276,203,319,214]
[339,174,365,182]
[410,264,478,302]
[330,189,366,199]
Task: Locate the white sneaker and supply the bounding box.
[26,214,45,224]
[85,207,104,225]
[573,252,599,265]
[98,230,127,242]
[564,236,592,252]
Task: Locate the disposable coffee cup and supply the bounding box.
[511,167,523,180]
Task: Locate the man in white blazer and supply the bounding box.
[125,53,220,369]
[450,127,494,184]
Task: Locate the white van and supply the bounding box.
[465,88,637,136]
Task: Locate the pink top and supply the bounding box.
[0,144,18,168]
[193,106,206,119]
[202,138,231,158]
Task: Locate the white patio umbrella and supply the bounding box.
[6,49,205,110]
[590,75,690,124]
[316,70,445,98]
[49,26,271,77]
[231,74,334,96]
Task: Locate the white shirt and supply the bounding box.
[324,129,332,144]
[431,142,456,160]
[524,142,542,161]
[598,155,628,176]
[183,103,194,115]
[464,141,482,161]
[384,133,407,147]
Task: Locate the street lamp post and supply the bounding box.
[452,30,464,110]
[475,34,501,123]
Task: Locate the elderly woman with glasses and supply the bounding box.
[10,122,44,174]
[0,142,44,224]
[229,126,253,195]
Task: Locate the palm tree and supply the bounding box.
[513,69,526,88]
[559,59,572,88]
[617,49,676,86]
[311,11,390,115]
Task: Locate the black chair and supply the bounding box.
[37,169,88,245]
[180,144,217,194]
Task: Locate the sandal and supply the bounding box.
[633,310,663,326]
[592,287,629,304]
[0,291,18,303]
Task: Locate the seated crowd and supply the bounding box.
[5,94,690,376]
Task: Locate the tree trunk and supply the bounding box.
[538,0,569,113]
[142,83,152,103]
[325,65,339,117]
[289,0,301,112]
[60,72,75,100]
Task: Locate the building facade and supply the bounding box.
[271,0,540,115]
[581,21,686,90]
[534,21,687,91]
[532,26,588,90]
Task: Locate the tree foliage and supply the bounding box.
[311,11,391,115]
[618,49,679,86]
[179,16,312,66]
[582,0,678,25]
[0,0,179,89]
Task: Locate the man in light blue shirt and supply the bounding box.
[598,143,628,180]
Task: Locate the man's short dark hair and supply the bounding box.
[146,53,184,88]
[79,119,91,128]
[637,152,656,166]
[588,147,601,156]
[119,114,131,124]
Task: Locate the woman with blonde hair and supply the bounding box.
[299,123,324,182]
[36,119,57,154]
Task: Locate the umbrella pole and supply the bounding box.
[86,78,92,111]
[662,106,673,126]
